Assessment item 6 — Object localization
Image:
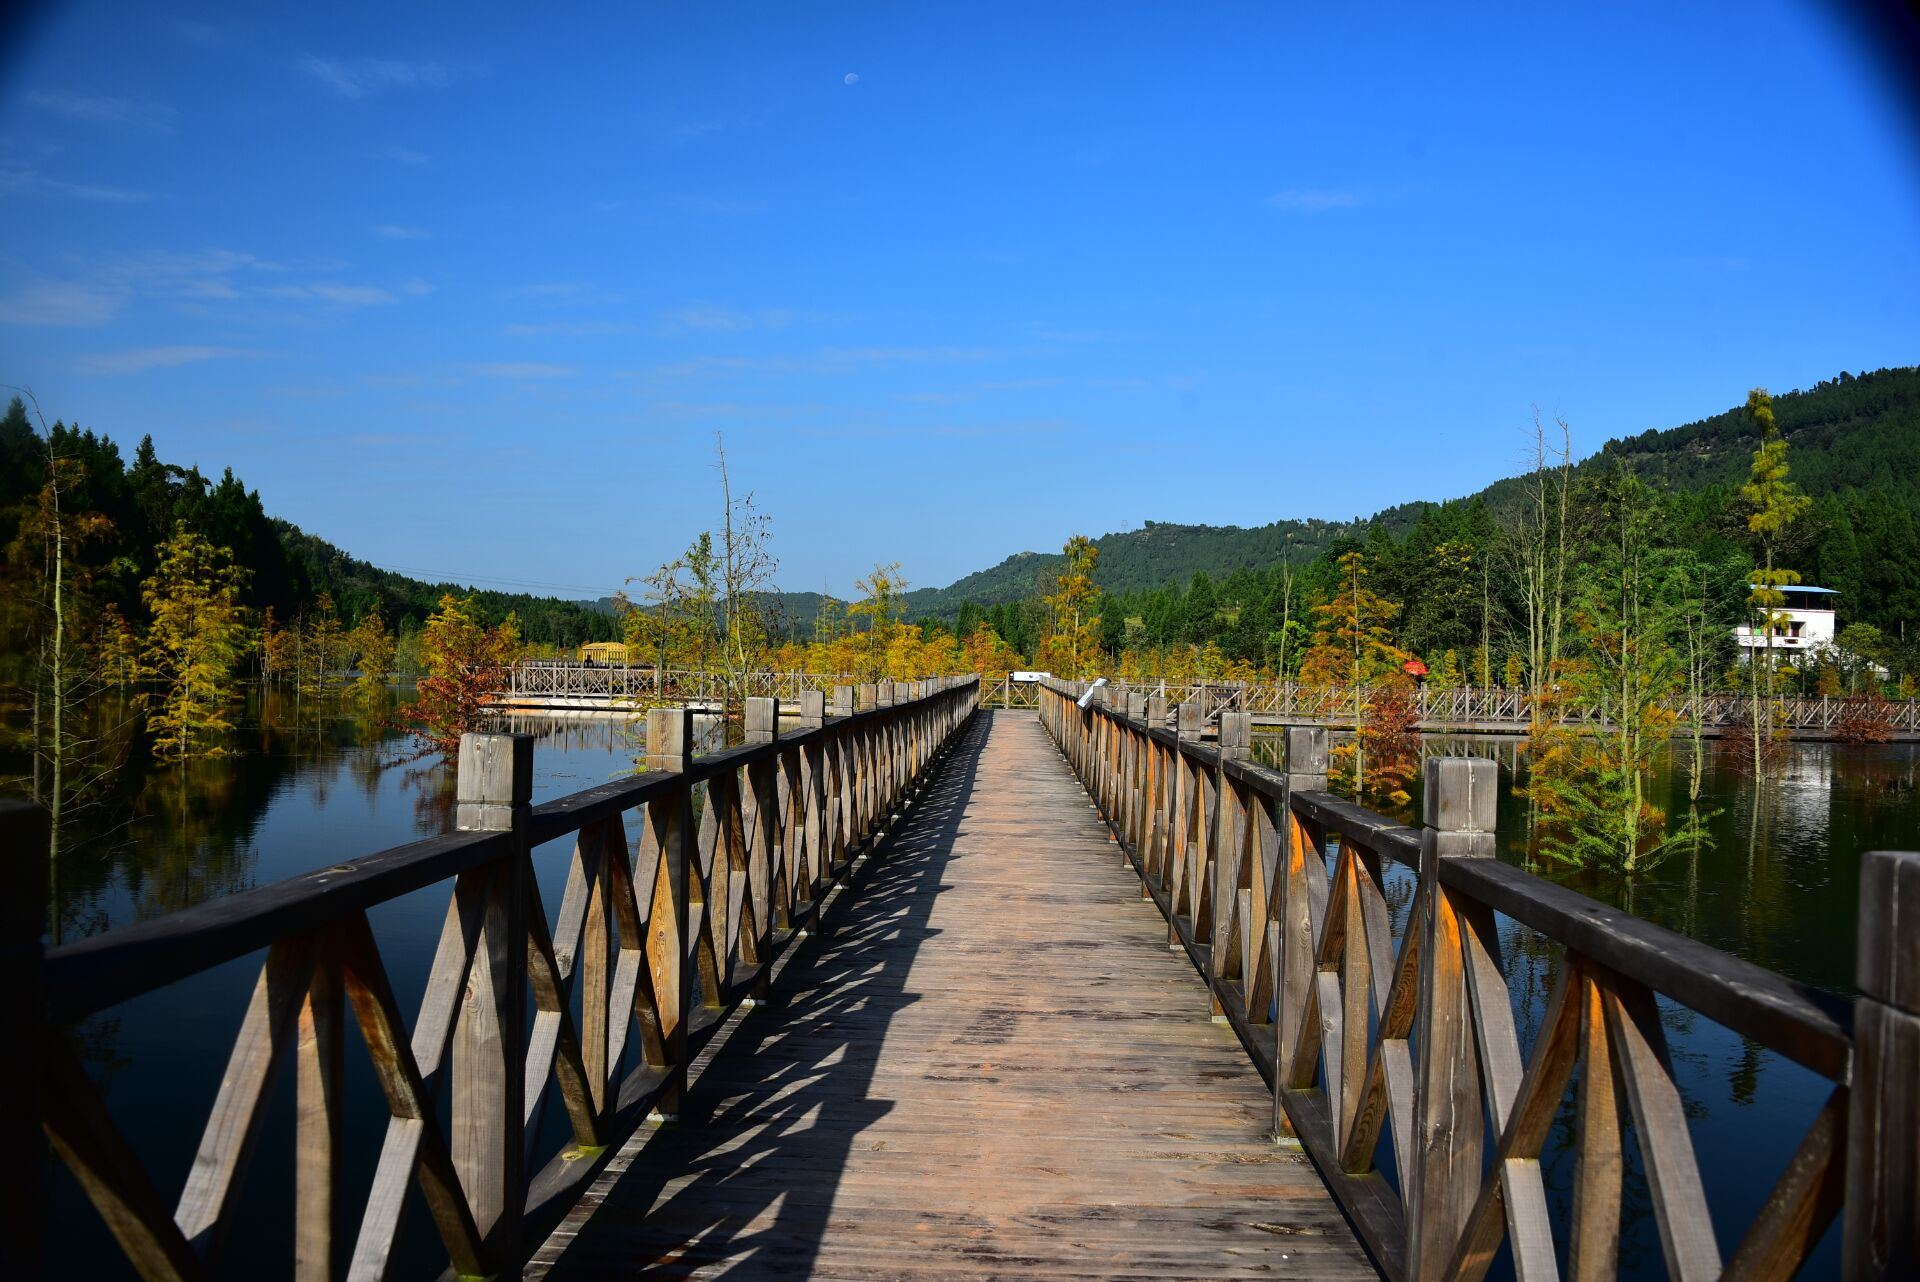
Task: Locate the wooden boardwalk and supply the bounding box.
[529,710,1374,1280]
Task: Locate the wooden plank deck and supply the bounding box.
[529,709,1376,1280]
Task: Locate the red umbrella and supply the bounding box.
[1402,658,1429,677]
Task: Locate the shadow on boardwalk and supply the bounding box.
[532,716,985,1280]
[532,711,1374,1281]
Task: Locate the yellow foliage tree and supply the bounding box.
[1040,535,1102,680]
[139,528,252,759]
[1297,553,1412,689]
[346,610,396,703]
[850,562,909,680]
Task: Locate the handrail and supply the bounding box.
[5,676,981,1282]
[1056,677,1920,735]
[501,662,871,706]
[1037,676,1919,1281]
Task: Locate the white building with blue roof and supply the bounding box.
[1735,584,1839,660]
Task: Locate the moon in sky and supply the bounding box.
[843,72,859,86]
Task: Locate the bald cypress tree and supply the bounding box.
[1739,389,1812,775]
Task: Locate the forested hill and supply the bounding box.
[900,516,1386,619]
[901,365,1920,620]
[0,402,619,649]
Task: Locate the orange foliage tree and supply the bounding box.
[401,594,524,755]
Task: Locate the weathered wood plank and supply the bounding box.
[528,711,1375,1282]
[41,1031,203,1282]
[175,936,317,1265]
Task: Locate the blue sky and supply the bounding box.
[3,3,1917,600]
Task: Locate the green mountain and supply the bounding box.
[899,365,1920,621]
[899,517,1380,619]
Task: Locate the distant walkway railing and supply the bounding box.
[3,677,979,1281]
[503,661,865,707]
[1013,676,1920,738]
[1039,677,1919,1281]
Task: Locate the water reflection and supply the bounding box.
[1255,730,1920,994]
[0,691,694,945]
[5,692,688,1282]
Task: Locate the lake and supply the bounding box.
[11,693,1915,1278]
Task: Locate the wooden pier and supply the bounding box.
[6,675,1918,1281]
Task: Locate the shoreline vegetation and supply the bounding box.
[7,371,1919,883]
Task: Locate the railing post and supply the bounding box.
[1273,726,1329,1132]
[745,696,779,745]
[644,707,695,1115]
[453,731,534,1265]
[1177,698,1203,737]
[1407,755,1499,1281]
[1,800,49,1282]
[1845,849,1920,1278]
[1210,713,1252,1001]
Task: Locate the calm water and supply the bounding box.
[11,696,1916,1278]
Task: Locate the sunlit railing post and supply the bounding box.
[1,799,49,1281]
[452,731,534,1264]
[1125,693,1148,859]
[1273,726,1328,1131]
[742,699,780,999]
[1407,755,1500,1280]
[645,707,694,1117]
[1845,849,1920,1278]
[1210,713,1252,1005]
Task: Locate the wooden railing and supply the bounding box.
[504,662,866,706]
[1069,679,1920,737]
[1038,678,1919,1281]
[3,677,979,1282]
[979,674,1042,709]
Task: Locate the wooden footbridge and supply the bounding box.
[4,677,1917,1280]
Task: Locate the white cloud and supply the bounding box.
[0,279,127,327]
[24,91,176,134]
[0,168,152,203]
[373,224,430,240]
[73,345,254,375]
[639,346,999,380]
[466,362,578,379]
[503,320,639,337]
[299,56,455,100]
[1267,188,1365,212]
[261,282,400,306]
[798,418,1076,442]
[382,145,431,166]
[507,281,626,306]
[657,303,800,333]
